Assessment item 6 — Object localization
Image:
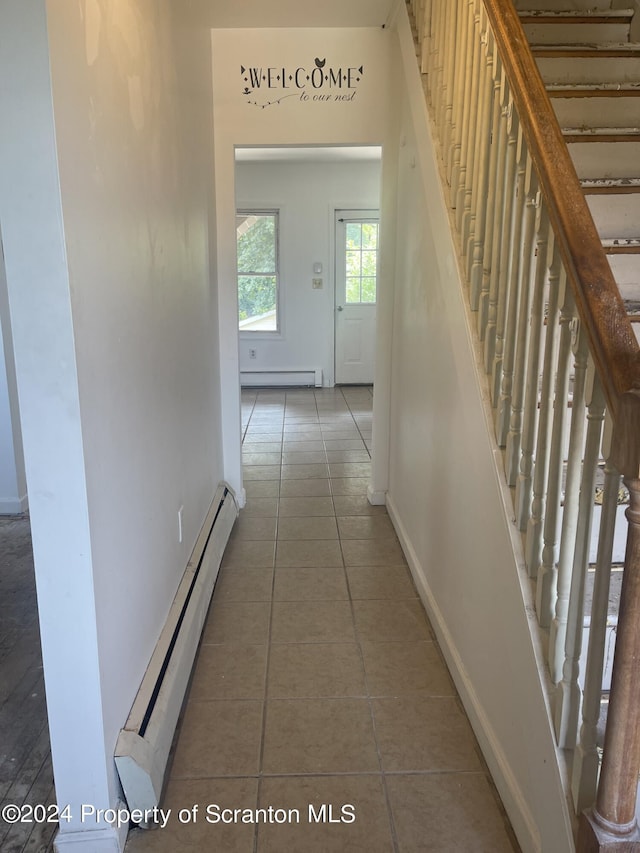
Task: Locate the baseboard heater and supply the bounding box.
[114,483,238,823]
[240,368,323,388]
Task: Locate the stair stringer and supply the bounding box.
[383,9,576,853]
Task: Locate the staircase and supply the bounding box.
[515,1,640,338]
[407,0,640,848]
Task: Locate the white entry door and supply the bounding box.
[335,210,379,384]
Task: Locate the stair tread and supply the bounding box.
[564,126,640,135]
[603,238,640,253]
[581,179,640,195]
[548,83,640,96]
[519,10,634,21]
[533,44,640,55]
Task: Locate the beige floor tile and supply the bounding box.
[386,773,518,852]
[242,452,282,466]
[189,644,267,700]
[330,478,370,496]
[282,451,327,464]
[170,700,263,778]
[278,496,334,517]
[360,641,455,697]
[273,567,348,601]
[277,516,338,540]
[372,697,483,772]
[242,433,283,444]
[281,439,325,451]
[341,538,406,566]
[244,480,280,498]
[346,566,417,599]
[257,775,394,853]
[320,431,361,441]
[221,539,275,569]
[231,516,277,541]
[241,497,279,518]
[326,450,371,462]
[283,424,322,436]
[353,600,432,642]
[275,539,343,568]
[321,423,360,432]
[203,602,271,644]
[267,643,366,698]
[337,516,397,540]
[271,601,355,643]
[262,699,379,773]
[331,495,388,516]
[279,478,331,497]
[124,778,258,853]
[323,438,367,451]
[242,465,281,481]
[281,463,329,480]
[213,569,273,603]
[247,422,283,435]
[242,442,282,453]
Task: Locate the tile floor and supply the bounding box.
[126,386,519,853]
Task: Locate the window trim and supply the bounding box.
[236,208,281,335]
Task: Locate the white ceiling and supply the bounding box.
[182,0,397,29]
[235,146,383,164]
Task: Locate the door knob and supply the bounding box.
[337,305,343,311]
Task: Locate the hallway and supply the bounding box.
[125,386,518,852]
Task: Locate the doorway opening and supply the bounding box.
[233,144,382,391]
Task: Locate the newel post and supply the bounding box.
[578,392,640,852]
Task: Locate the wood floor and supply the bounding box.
[0,516,56,853]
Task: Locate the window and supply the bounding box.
[236,211,279,332]
[345,220,378,304]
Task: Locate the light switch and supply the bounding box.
[312,278,323,289]
[313,262,323,274]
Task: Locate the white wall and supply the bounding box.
[0,1,221,849]
[211,26,392,500]
[235,159,381,386]
[0,237,27,514]
[384,10,575,852]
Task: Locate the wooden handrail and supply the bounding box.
[482,0,640,458]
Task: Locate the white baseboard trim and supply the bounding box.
[0,494,28,515]
[386,493,542,853]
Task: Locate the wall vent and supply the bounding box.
[114,483,237,822]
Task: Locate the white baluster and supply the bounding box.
[548,322,589,684]
[525,239,562,576]
[515,208,551,532]
[469,28,496,310]
[489,111,522,395]
[448,0,470,201]
[460,1,483,248]
[440,2,458,168]
[478,85,515,342]
[536,277,575,626]
[495,128,528,443]
[465,11,491,275]
[571,413,618,810]
[476,55,503,332]
[453,1,476,215]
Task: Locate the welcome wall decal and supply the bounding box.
[240,57,365,108]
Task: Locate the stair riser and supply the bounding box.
[608,254,640,286]
[567,140,640,178]
[536,56,640,85]
[524,22,630,45]
[586,194,640,240]
[552,96,640,127]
